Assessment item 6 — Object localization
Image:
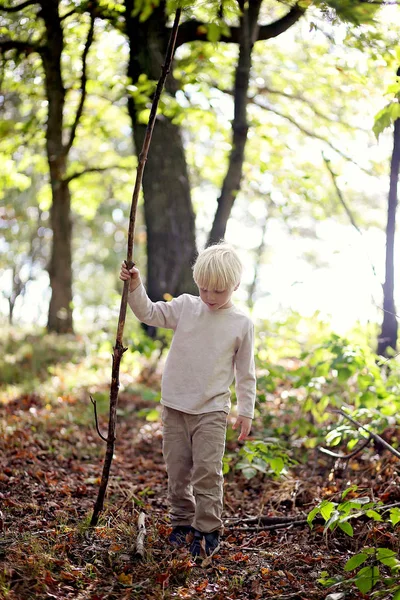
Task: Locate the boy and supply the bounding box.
[120,243,256,559]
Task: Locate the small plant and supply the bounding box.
[307,489,382,537]
[344,547,400,595]
[235,439,295,479]
[309,486,400,597]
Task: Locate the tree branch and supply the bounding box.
[322,152,383,288]
[335,409,400,460]
[64,12,95,154]
[0,38,39,54]
[359,1,400,4]
[90,8,182,528]
[0,0,38,12]
[255,85,370,132]
[64,165,129,184]
[247,95,372,174]
[226,514,307,525]
[318,435,372,459]
[90,396,108,442]
[234,519,309,531]
[60,7,78,21]
[322,154,363,234]
[176,4,305,47]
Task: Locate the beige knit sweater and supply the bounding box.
[128,284,256,418]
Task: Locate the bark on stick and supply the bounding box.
[90,9,182,527]
[135,512,146,557]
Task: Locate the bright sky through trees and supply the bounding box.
[1,0,399,333]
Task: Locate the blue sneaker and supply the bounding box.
[190,529,220,559]
[190,530,204,558]
[168,525,194,546]
[204,531,220,556]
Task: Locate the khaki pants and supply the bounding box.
[162,406,227,533]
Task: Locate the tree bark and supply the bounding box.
[47,175,73,333]
[125,0,197,302]
[378,111,400,356]
[135,119,197,299]
[39,1,74,333]
[208,0,262,245]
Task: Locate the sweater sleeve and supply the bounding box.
[234,323,256,419]
[127,283,185,330]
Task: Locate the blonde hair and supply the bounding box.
[193,242,242,291]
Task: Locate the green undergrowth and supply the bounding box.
[2,316,400,478]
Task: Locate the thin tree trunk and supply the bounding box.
[208,0,262,245]
[90,10,182,526]
[248,215,268,310]
[378,112,400,356]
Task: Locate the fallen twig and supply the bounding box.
[226,514,307,525]
[335,409,400,460]
[233,519,309,532]
[136,512,146,558]
[318,435,372,459]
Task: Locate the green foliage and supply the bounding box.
[373,61,400,137]
[255,324,400,452]
[307,493,379,536]
[235,439,295,479]
[340,547,400,595]
[309,487,400,596]
[316,0,380,25]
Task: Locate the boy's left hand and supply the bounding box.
[232,416,252,441]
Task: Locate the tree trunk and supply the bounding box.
[248,215,268,310]
[41,1,74,333]
[134,120,197,300]
[47,173,73,333]
[208,0,262,245]
[125,0,197,301]
[378,115,400,356]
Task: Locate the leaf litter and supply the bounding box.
[1,383,400,599]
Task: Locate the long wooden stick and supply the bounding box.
[90,9,182,527]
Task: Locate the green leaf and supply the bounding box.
[338,521,353,537]
[376,548,396,560]
[207,23,221,43]
[376,547,399,568]
[373,105,393,138]
[355,566,379,594]
[341,485,358,500]
[344,553,368,571]
[365,510,382,521]
[325,510,340,533]
[390,508,400,526]
[269,457,285,475]
[393,588,400,600]
[320,501,336,521]
[389,102,400,121]
[307,506,320,527]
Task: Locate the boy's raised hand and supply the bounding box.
[119,262,141,292]
[232,415,252,441]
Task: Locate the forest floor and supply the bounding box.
[1,332,400,600]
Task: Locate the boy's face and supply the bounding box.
[198,284,238,310]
